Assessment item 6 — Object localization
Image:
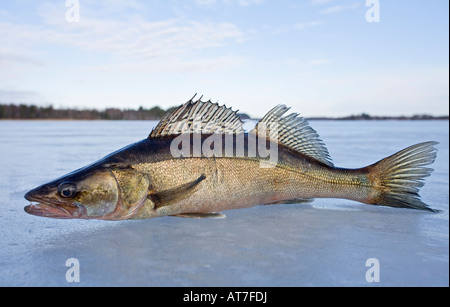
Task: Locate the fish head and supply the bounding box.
[24,164,151,220]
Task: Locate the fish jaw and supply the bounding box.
[24,191,88,219]
[24,202,88,219]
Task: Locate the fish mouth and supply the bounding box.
[24,192,87,219]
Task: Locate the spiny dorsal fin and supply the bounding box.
[250,104,333,167]
[149,95,244,137]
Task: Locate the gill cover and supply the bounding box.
[107,167,151,220]
[74,168,119,217]
[62,166,151,219]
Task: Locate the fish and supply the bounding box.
[24,96,439,220]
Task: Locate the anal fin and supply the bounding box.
[172,212,226,219]
[263,198,314,205]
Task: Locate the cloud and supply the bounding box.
[311,0,333,5]
[294,20,323,30]
[0,3,244,74]
[237,0,263,6]
[0,50,45,67]
[270,19,323,35]
[195,0,263,7]
[0,90,48,104]
[320,2,360,14]
[308,58,332,65]
[48,18,243,60]
[196,0,217,5]
[88,55,244,74]
[82,0,146,13]
[313,68,450,116]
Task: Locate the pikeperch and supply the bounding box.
[24,97,439,220]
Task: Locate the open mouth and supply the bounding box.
[24,192,87,219]
[24,202,87,219]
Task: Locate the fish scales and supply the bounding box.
[129,138,372,218]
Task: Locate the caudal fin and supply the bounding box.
[367,142,439,212]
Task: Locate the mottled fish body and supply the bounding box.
[24,97,439,220]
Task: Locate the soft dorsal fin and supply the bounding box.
[250,105,333,167]
[149,95,244,138]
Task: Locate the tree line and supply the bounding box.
[0,104,177,120]
[0,103,446,121]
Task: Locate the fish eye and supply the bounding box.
[57,182,77,198]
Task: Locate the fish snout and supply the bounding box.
[24,188,40,202]
[24,184,55,202]
[24,186,88,219]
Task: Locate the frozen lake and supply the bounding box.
[0,119,448,286]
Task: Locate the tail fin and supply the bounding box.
[367,141,439,212]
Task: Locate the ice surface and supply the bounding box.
[0,120,448,286]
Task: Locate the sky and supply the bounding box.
[0,0,448,117]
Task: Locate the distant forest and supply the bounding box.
[0,103,447,120]
[308,113,449,120]
[0,104,176,120]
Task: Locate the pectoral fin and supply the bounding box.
[149,174,206,209]
[172,212,226,219]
